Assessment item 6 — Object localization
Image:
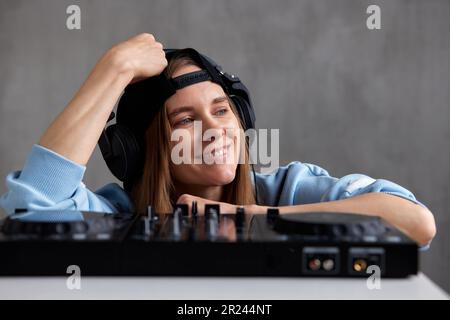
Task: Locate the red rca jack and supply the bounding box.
[308,258,322,271]
[302,247,340,275]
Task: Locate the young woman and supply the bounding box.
[0,33,436,247]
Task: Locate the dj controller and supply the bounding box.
[0,204,418,277]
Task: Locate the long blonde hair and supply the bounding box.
[130,53,256,213]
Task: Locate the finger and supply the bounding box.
[177,193,192,204]
[154,41,164,49]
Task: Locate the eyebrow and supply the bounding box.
[168,95,228,118]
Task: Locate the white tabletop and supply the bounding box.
[0,272,447,300]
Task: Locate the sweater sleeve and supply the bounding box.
[0,144,133,215]
[256,161,431,250]
[257,161,426,208]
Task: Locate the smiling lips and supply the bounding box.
[204,143,233,164]
[212,144,231,157]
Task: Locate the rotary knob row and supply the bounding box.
[2,220,89,236]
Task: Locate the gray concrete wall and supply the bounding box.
[0,0,449,292]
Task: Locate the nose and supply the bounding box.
[201,112,221,128]
[199,114,228,148]
[201,113,226,137]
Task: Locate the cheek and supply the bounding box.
[230,119,242,162]
[169,128,196,158]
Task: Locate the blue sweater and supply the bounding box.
[1,144,425,216]
[1,144,431,249]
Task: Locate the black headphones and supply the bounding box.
[98,48,256,192]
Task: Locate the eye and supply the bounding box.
[215,108,228,116]
[176,117,194,126]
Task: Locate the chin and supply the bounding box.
[200,164,237,185]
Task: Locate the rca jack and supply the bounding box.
[322,259,335,271]
[353,259,368,272]
[308,258,321,271]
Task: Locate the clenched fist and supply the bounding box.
[102,33,168,84]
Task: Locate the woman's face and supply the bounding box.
[165,64,241,187]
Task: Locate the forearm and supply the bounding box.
[250,193,436,246]
[39,51,133,166]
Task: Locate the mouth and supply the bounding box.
[211,144,232,157]
[204,143,233,164]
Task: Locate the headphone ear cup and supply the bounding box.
[103,124,142,183]
[231,95,255,130]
